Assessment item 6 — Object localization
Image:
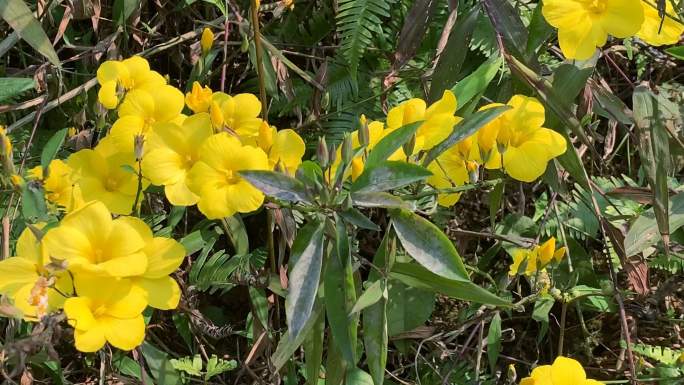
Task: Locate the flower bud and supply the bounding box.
[358,115,370,146]
[403,134,416,157]
[327,142,337,166]
[467,161,479,184]
[317,136,329,168]
[549,287,562,300]
[201,28,214,56]
[134,135,145,161]
[341,133,353,164]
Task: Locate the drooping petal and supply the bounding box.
[196,186,234,219]
[226,180,265,214]
[502,143,554,182]
[98,81,119,109]
[74,325,107,352]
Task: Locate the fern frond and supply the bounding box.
[336,0,391,76]
[189,250,240,294]
[628,342,683,366]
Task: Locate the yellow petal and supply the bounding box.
[74,324,107,352]
[196,185,235,219]
[557,19,607,60]
[502,143,553,182]
[426,90,457,117]
[637,0,684,46]
[226,180,265,213]
[142,148,186,185]
[98,81,119,109]
[135,276,180,310]
[119,89,156,118]
[96,60,129,85]
[103,315,146,351]
[164,180,199,206]
[529,365,553,385]
[270,129,305,173]
[599,0,644,38]
[538,237,556,266]
[64,297,96,330]
[143,237,186,278]
[554,246,567,263]
[550,356,586,385]
[16,224,46,265]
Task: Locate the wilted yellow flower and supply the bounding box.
[258,123,306,174]
[479,95,567,183]
[0,225,72,321]
[542,0,644,60]
[118,217,186,310]
[519,356,603,385]
[510,237,566,276]
[96,56,166,109]
[201,28,214,56]
[187,132,269,219]
[185,82,214,113]
[64,276,146,352]
[43,201,148,278]
[29,159,80,211]
[426,135,479,207]
[141,113,213,206]
[210,93,264,144]
[386,91,459,158]
[637,0,684,46]
[67,138,144,215]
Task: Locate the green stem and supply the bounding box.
[405,178,503,200]
[250,0,268,120]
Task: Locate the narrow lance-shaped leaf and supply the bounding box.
[488,312,502,373]
[239,170,311,203]
[451,54,502,111]
[391,209,468,281]
[40,128,69,174]
[272,304,324,370]
[352,161,432,193]
[0,78,35,103]
[365,121,421,168]
[304,310,325,385]
[422,106,510,166]
[633,85,670,251]
[286,221,325,339]
[0,0,61,67]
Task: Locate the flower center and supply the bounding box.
[223,169,239,184]
[104,177,119,192]
[585,0,606,14]
[92,248,107,263]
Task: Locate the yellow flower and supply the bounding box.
[141,113,214,206]
[118,217,186,310]
[542,0,644,60]
[185,82,214,113]
[96,56,166,109]
[210,93,265,144]
[426,135,479,207]
[64,276,146,352]
[67,138,144,215]
[109,86,185,154]
[29,159,80,211]
[479,95,567,183]
[258,123,306,174]
[282,0,294,10]
[187,132,269,219]
[520,356,603,385]
[636,0,684,46]
[201,28,214,56]
[386,91,459,157]
[0,126,13,172]
[10,174,24,188]
[0,225,72,321]
[43,201,148,277]
[509,237,566,276]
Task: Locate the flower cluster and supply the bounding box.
[0,201,186,352]
[520,356,603,385]
[543,0,684,60]
[333,92,567,207]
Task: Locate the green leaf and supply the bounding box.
[387,280,435,336]
[169,355,203,376]
[249,286,269,330]
[633,85,671,248]
[428,7,479,102]
[339,208,380,231]
[351,192,410,209]
[531,295,555,342]
[304,310,325,385]
[422,105,510,166]
[351,161,432,193]
[350,280,383,314]
[487,312,502,373]
[345,368,374,385]
[391,209,468,281]
[482,0,534,66]
[239,170,311,203]
[272,304,324,370]
[336,0,390,78]
[141,342,182,385]
[525,3,554,55]
[363,231,393,385]
[665,45,684,60]
[40,128,68,173]
[221,215,249,255]
[114,0,141,25]
[390,263,511,306]
[286,221,326,340]
[625,192,684,256]
[365,121,421,167]
[324,216,357,365]
[0,77,34,103]
[0,0,60,66]
[21,180,47,222]
[205,355,237,380]
[451,55,502,111]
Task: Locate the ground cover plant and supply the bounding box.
[0,0,683,384]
